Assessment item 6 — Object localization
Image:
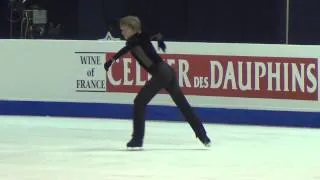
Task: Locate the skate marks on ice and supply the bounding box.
[0,116,320,180]
[62,146,210,152]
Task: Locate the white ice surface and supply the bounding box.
[0,116,319,180]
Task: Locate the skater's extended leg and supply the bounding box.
[165,72,211,146]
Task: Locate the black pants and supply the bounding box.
[132,62,207,139]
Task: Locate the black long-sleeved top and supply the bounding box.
[111,33,164,74]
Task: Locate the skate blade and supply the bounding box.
[126,147,143,151]
[203,142,212,148]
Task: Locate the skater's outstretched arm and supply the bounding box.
[111,43,132,61]
[150,33,166,52]
[104,39,138,71]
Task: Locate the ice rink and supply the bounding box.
[0,115,319,180]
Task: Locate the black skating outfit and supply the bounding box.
[104,33,211,148]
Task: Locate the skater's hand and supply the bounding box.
[151,33,166,52]
[104,59,114,71]
[157,40,166,52]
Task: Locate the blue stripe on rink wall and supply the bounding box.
[0,100,320,128]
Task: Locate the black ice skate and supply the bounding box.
[198,135,211,147]
[126,138,143,149]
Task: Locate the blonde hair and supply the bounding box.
[120,16,141,32]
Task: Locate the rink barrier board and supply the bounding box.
[1,39,320,128]
[0,100,320,128]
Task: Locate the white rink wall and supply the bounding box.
[0,39,319,127]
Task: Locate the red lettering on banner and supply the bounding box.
[106,53,318,100]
